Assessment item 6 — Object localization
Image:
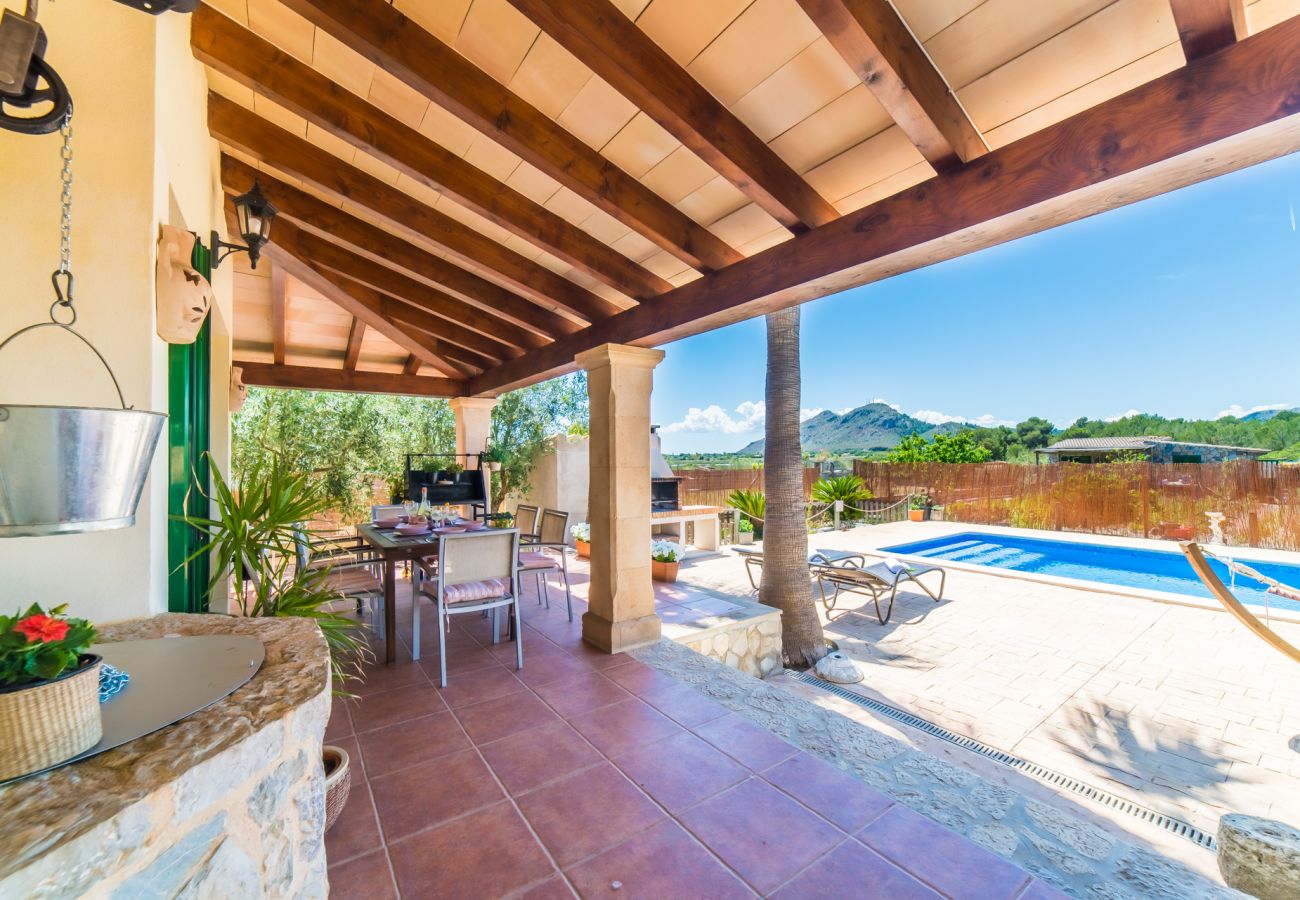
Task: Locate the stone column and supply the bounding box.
[576,344,665,653]
[450,397,498,512]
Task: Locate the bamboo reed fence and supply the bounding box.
[676,467,820,509]
[851,460,1300,550]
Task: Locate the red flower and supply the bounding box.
[15,615,70,644]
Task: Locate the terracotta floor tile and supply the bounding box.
[762,753,895,832]
[435,664,528,709]
[614,732,748,813]
[327,849,396,900]
[568,643,636,670]
[355,711,472,778]
[515,650,598,687]
[324,779,382,865]
[769,840,940,899]
[692,714,800,772]
[350,659,430,696]
[566,820,754,899]
[601,660,680,695]
[533,671,633,718]
[859,806,1032,899]
[350,682,447,734]
[679,779,844,893]
[567,698,683,758]
[419,646,504,679]
[518,876,579,899]
[479,721,603,795]
[324,699,353,740]
[388,802,555,898]
[637,682,730,729]
[516,762,665,866]
[370,748,505,842]
[453,690,562,745]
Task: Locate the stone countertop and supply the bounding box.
[0,613,330,885]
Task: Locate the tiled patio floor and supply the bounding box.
[324,575,1056,898]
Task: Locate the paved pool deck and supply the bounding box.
[680,522,1300,848]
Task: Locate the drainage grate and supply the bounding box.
[787,670,1217,850]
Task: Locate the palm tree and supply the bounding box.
[760,307,827,667]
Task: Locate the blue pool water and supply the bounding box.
[880,532,1300,613]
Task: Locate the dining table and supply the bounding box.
[356,522,448,664]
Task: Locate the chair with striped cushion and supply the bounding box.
[518,508,575,622]
[417,529,522,687]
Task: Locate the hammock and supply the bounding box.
[1180,542,1300,665]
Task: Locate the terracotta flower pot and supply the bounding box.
[0,654,102,781]
[652,560,679,582]
[908,509,924,522]
[322,744,352,833]
[575,539,590,559]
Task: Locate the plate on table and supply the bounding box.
[374,518,402,528]
[395,523,431,536]
[462,522,487,531]
[434,525,467,535]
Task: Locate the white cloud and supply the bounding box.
[1104,409,1142,422]
[800,407,825,421]
[662,400,765,435]
[912,409,1014,428]
[836,406,854,415]
[1215,402,1291,419]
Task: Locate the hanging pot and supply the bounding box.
[0,325,165,537]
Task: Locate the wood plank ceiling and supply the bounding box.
[208,0,1300,398]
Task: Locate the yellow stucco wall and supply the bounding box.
[0,4,228,623]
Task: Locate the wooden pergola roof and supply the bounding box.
[209,0,1300,398]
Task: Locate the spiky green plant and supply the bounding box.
[726,488,766,538]
[810,475,874,522]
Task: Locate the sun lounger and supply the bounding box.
[814,558,946,624]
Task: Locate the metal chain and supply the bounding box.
[50,108,75,324]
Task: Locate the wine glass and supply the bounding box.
[401,499,415,523]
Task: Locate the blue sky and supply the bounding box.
[652,150,1300,454]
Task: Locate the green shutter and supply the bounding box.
[167,238,213,613]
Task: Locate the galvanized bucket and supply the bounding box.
[0,321,166,537]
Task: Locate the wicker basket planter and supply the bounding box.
[0,654,102,781]
[322,744,352,833]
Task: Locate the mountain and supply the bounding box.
[1242,407,1300,422]
[737,402,968,454]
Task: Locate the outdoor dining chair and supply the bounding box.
[416,529,522,687]
[519,508,576,622]
[292,528,386,636]
[514,503,540,541]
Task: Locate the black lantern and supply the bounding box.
[211,179,277,270]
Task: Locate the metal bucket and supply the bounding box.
[0,404,166,537]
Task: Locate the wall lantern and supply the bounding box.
[211,179,276,270]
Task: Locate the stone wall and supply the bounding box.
[0,614,331,899]
[672,607,782,678]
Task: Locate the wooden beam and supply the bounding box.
[269,261,287,364]
[259,229,476,377]
[274,219,534,357]
[343,318,365,371]
[208,93,619,325]
[193,7,672,300]
[220,155,576,342]
[1169,0,1245,61]
[469,17,1300,395]
[272,218,508,367]
[269,0,741,273]
[237,361,464,398]
[507,0,838,231]
[796,0,986,171]
[402,356,422,376]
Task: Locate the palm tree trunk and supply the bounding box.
[760,307,827,668]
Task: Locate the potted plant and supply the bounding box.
[0,603,101,781]
[179,453,370,831]
[736,516,754,545]
[571,521,591,558]
[908,494,927,522]
[479,446,503,473]
[651,540,684,582]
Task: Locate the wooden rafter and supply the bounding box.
[269,260,287,364]
[270,0,742,273]
[508,0,838,231]
[273,218,514,364]
[236,361,465,398]
[222,156,578,342]
[1169,0,1246,61]
[468,17,1300,395]
[343,318,365,371]
[207,93,620,325]
[796,0,987,172]
[402,356,422,376]
[193,6,672,300]
[259,232,474,378]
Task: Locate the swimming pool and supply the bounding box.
[880,531,1300,612]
